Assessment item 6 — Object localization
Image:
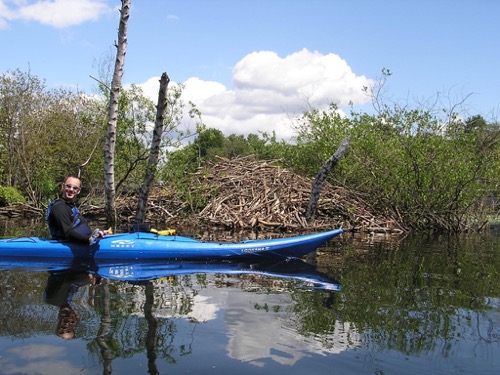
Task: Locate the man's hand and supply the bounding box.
[89,229,104,245]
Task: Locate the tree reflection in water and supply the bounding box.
[3,229,497,375]
[96,279,113,375]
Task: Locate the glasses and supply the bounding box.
[64,183,81,192]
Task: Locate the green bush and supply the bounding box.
[284,105,500,232]
[0,185,26,206]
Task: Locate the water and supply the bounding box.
[0,217,499,375]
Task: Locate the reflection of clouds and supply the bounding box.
[7,343,65,359]
[120,275,360,365]
[130,280,222,322]
[186,285,361,366]
[188,294,219,322]
[224,293,305,365]
[220,292,360,366]
[4,343,84,374]
[2,361,77,375]
[445,308,500,361]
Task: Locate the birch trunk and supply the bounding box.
[135,72,170,223]
[104,0,130,227]
[305,137,350,222]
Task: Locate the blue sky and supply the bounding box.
[1,0,498,139]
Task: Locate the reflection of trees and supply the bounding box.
[96,279,113,375]
[331,234,500,354]
[144,282,159,375]
[83,277,201,367]
[0,272,70,337]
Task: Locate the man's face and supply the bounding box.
[61,177,81,201]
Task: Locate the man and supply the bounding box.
[47,176,104,244]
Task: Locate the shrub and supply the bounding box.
[0,185,26,206]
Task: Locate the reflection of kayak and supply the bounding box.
[98,259,342,291]
[0,228,343,260]
[0,258,342,291]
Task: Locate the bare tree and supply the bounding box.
[104,0,130,227]
[135,73,170,223]
[305,137,350,222]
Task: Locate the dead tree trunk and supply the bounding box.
[104,0,130,228]
[305,137,350,222]
[135,72,170,223]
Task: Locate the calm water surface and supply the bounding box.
[0,217,499,375]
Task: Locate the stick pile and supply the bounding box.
[187,156,405,233]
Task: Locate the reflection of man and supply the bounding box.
[55,304,79,340]
[44,270,101,340]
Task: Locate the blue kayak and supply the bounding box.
[0,228,343,260]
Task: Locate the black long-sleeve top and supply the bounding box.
[47,199,92,243]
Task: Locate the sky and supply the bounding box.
[0,0,499,140]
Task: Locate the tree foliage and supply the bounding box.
[0,69,105,203]
[1,67,499,232]
[285,105,500,231]
[0,69,187,209]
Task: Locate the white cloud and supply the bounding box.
[0,0,14,28]
[138,49,374,140]
[233,49,370,107]
[0,0,113,28]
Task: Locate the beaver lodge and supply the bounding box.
[109,156,406,236]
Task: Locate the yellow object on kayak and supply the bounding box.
[150,228,176,236]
